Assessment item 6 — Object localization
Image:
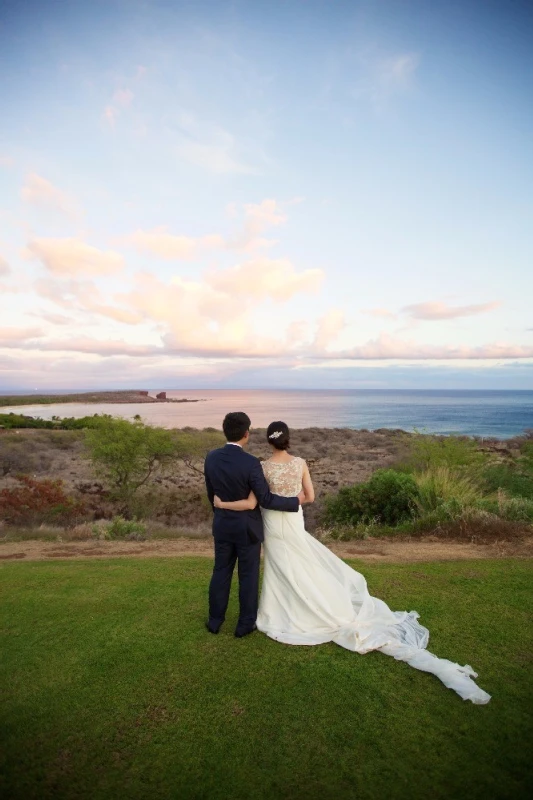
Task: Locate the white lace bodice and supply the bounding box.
[262,456,305,497]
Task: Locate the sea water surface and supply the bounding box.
[3,390,533,438]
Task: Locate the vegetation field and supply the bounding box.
[1,557,532,799]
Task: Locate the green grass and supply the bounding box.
[1,558,532,800]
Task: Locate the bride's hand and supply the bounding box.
[213,495,223,508]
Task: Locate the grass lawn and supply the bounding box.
[1,557,532,800]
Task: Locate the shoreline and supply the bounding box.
[0,390,200,407]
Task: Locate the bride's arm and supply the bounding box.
[213,491,257,511]
[300,461,315,504]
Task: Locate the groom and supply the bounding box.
[204,411,303,637]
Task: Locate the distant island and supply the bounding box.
[0,390,200,407]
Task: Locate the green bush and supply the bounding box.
[93,516,147,541]
[397,432,487,474]
[476,494,533,523]
[324,469,419,527]
[0,412,112,430]
[482,464,533,500]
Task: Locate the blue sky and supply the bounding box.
[0,0,532,390]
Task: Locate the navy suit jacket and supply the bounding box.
[204,444,299,544]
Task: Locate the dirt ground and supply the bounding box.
[1,536,532,563]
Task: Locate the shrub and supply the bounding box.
[476,494,533,523]
[0,412,106,430]
[397,432,487,474]
[482,463,533,500]
[324,469,419,527]
[0,475,87,527]
[94,516,147,541]
[0,435,39,475]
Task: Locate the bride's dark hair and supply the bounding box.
[266,421,290,451]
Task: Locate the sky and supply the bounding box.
[0,0,532,391]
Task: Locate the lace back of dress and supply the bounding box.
[262,457,304,497]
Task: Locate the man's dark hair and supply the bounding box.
[266,420,290,451]
[223,411,251,442]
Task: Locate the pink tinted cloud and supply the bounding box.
[103,88,134,128]
[20,337,158,357]
[124,199,289,261]
[335,333,533,360]
[20,173,79,218]
[208,257,323,301]
[402,301,501,320]
[113,88,134,108]
[27,238,124,277]
[0,326,43,344]
[364,307,397,319]
[313,309,346,352]
[126,228,225,260]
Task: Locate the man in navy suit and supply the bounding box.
[204,411,303,637]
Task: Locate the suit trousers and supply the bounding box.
[208,537,261,632]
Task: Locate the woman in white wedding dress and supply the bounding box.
[214,421,490,705]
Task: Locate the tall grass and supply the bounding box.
[415,466,483,514]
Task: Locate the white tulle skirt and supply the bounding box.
[256,508,490,705]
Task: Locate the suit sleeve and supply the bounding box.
[249,460,299,512]
[204,457,215,509]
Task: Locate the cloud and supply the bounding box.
[34,276,143,324]
[378,53,419,91]
[26,238,124,277]
[0,255,10,276]
[32,311,74,326]
[0,155,14,168]
[19,337,158,358]
[124,198,288,260]
[230,199,287,250]
[313,309,346,352]
[175,113,258,174]
[177,138,257,175]
[113,88,134,108]
[334,333,533,361]
[103,87,134,128]
[403,301,501,320]
[111,256,324,358]
[0,326,43,344]
[354,51,420,110]
[20,173,79,218]
[127,228,224,260]
[208,257,323,301]
[364,307,397,319]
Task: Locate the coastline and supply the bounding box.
[0,390,199,407]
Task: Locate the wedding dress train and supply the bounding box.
[256,458,491,705]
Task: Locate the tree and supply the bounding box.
[85,417,176,514]
[172,428,225,475]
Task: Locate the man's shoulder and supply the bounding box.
[240,450,260,465]
[205,446,226,462]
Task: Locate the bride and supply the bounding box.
[214,421,491,705]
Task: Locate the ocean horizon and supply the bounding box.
[2,389,532,439]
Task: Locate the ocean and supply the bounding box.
[3,390,533,439]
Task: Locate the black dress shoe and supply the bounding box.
[205,621,221,634]
[234,625,257,638]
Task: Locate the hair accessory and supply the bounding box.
[268,431,283,440]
